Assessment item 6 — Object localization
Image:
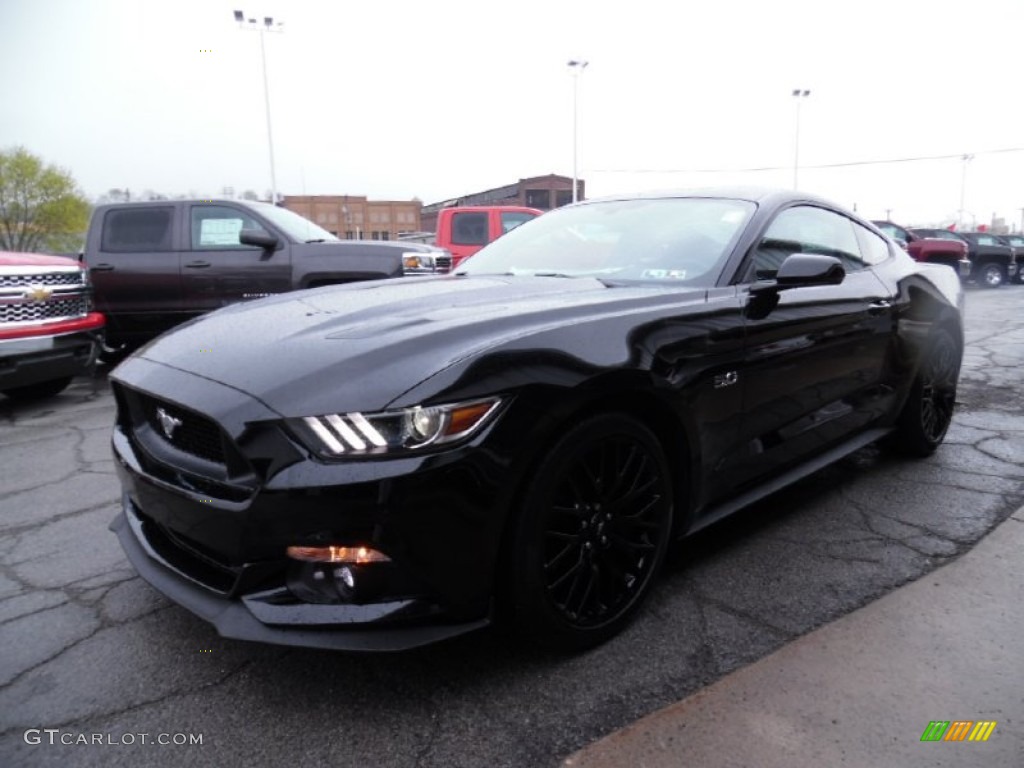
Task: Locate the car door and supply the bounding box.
[89,204,183,341]
[724,205,897,489]
[181,204,292,313]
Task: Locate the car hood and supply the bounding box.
[131,275,707,416]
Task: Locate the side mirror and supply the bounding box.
[239,229,280,250]
[776,253,845,286]
[751,253,845,295]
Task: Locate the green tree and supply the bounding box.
[0,147,91,253]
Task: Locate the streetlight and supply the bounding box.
[568,59,589,203]
[792,88,811,190]
[235,10,283,204]
[958,153,974,230]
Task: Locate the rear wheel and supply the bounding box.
[978,262,1005,288]
[885,328,960,457]
[2,377,73,401]
[507,413,673,651]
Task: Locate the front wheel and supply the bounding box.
[977,262,1005,289]
[885,328,961,457]
[507,413,673,651]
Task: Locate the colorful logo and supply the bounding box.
[920,721,997,742]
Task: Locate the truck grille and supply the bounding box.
[0,271,83,288]
[0,296,90,324]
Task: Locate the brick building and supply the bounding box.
[420,174,583,232]
[282,195,422,240]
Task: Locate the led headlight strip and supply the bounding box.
[299,396,501,456]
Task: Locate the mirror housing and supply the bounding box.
[240,229,280,250]
[776,253,845,286]
[751,254,845,295]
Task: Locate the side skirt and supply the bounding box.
[685,427,891,537]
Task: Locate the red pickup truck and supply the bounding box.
[871,221,971,278]
[435,206,542,268]
[1,252,105,400]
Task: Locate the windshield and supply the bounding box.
[459,197,755,286]
[248,203,341,243]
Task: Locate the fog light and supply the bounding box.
[286,545,390,564]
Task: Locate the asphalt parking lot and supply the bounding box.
[2,286,1022,768]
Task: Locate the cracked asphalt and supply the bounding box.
[2,287,1022,768]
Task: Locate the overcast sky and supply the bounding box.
[2,0,1022,228]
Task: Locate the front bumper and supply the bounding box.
[110,505,488,651]
[0,314,104,390]
[958,258,972,278]
[108,359,511,651]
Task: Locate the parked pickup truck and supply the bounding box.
[870,221,971,278]
[82,200,446,350]
[436,206,541,268]
[909,228,1017,288]
[1,251,105,400]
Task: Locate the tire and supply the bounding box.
[507,413,673,651]
[885,329,961,457]
[977,262,1005,289]
[2,377,73,401]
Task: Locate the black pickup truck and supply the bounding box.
[909,228,1017,288]
[82,200,448,350]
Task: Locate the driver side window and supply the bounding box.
[190,206,269,250]
[748,206,865,280]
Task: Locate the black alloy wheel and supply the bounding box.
[508,413,673,650]
[886,328,961,457]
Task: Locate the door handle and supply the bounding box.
[185,260,212,269]
[868,300,891,314]
[91,263,115,272]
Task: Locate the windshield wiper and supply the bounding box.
[305,238,328,243]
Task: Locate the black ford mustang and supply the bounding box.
[109,188,964,652]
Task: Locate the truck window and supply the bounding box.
[190,205,268,249]
[500,211,537,234]
[102,207,174,252]
[451,212,488,245]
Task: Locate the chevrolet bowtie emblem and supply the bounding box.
[25,285,53,301]
[156,407,183,440]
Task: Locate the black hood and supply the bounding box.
[134,275,706,417]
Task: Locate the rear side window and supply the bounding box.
[451,212,488,245]
[853,223,891,265]
[102,207,174,252]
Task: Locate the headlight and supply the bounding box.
[402,252,437,272]
[293,396,502,457]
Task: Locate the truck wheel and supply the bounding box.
[2,377,73,401]
[978,262,1005,288]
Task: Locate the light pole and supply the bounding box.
[958,153,974,230]
[235,10,283,204]
[568,59,589,203]
[792,89,811,190]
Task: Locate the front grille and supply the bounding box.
[0,271,83,288]
[139,394,227,464]
[435,255,452,272]
[0,296,89,323]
